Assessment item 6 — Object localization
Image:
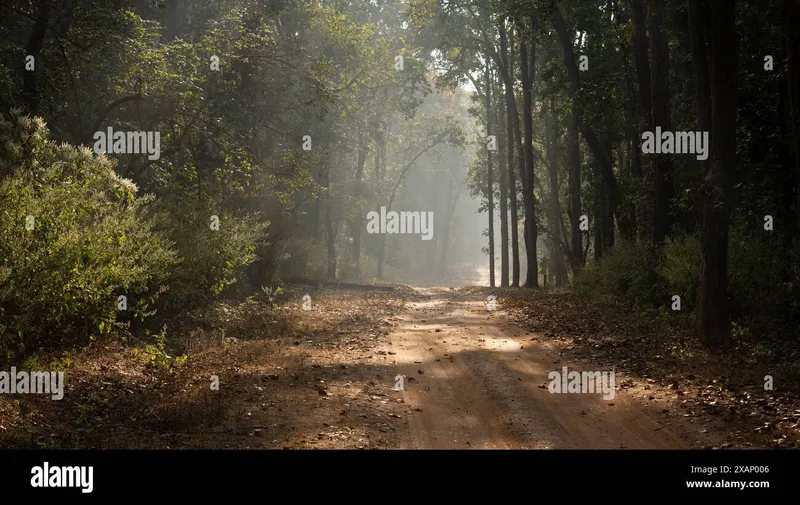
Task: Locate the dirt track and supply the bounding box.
[1,284,732,450]
[390,287,715,449]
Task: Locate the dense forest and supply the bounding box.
[0,0,798,452]
[0,0,481,362]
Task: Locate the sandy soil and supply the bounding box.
[391,287,720,449]
[0,283,760,450]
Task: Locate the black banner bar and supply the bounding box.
[1,449,793,498]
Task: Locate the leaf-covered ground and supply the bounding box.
[0,285,417,449]
[496,287,800,449]
[1,283,797,449]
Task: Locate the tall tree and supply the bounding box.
[648,0,674,246]
[498,20,522,286]
[545,99,567,287]
[631,0,652,122]
[688,0,711,134]
[550,1,628,247]
[696,0,738,347]
[21,0,52,114]
[567,103,583,276]
[351,128,368,266]
[497,82,510,287]
[519,19,538,287]
[485,58,496,287]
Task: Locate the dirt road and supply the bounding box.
[3,283,734,449]
[390,287,703,449]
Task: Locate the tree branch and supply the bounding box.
[88,94,143,142]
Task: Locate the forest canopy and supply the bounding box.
[0,0,798,366]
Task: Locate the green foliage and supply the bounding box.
[579,229,800,345]
[0,0,465,364]
[0,112,178,364]
[727,231,798,341]
[275,237,328,280]
[132,325,171,370]
[659,229,799,341]
[576,240,668,310]
[154,198,269,310]
[659,235,702,310]
[131,325,187,373]
[260,285,284,307]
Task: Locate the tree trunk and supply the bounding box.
[696,0,737,348]
[326,204,336,279]
[374,111,386,181]
[630,0,650,240]
[321,165,336,279]
[783,0,800,295]
[604,140,616,252]
[786,0,800,224]
[546,103,566,287]
[632,0,652,120]
[688,0,712,133]
[499,21,522,287]
[594,160,605,261]
[498,93,509,287]
[688,0,713,241]
[628,126,642,236]
[568,103,583,277]
[352,129,367,266]
[22,0,52,114]
[312,166,321,244]
[519,23,538,287]
[486,62,496,288]
[551,2,628,241]
[439,181,461,274]
[649,0,674,247]
[377,238,385,279]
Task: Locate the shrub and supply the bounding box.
[152,197,269,310]
[273,236,328,280]
[580,227,799,345]
[660,234,701,311]
[0,111,177,363]
[576,240,668,310]
[661,229,798,341]
[727,229,796,341]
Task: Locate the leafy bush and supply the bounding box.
[727,230,797,340]
[576,240,668,309]
[660,234,701,311]
[658,229,797,340]
[260,285,284,307]
[0,111,177,363]
[131,325,186,373]
[579,228,799,344]
[153,198,269,310]
[273,236,328,280]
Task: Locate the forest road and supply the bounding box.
[390,287,692,449]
